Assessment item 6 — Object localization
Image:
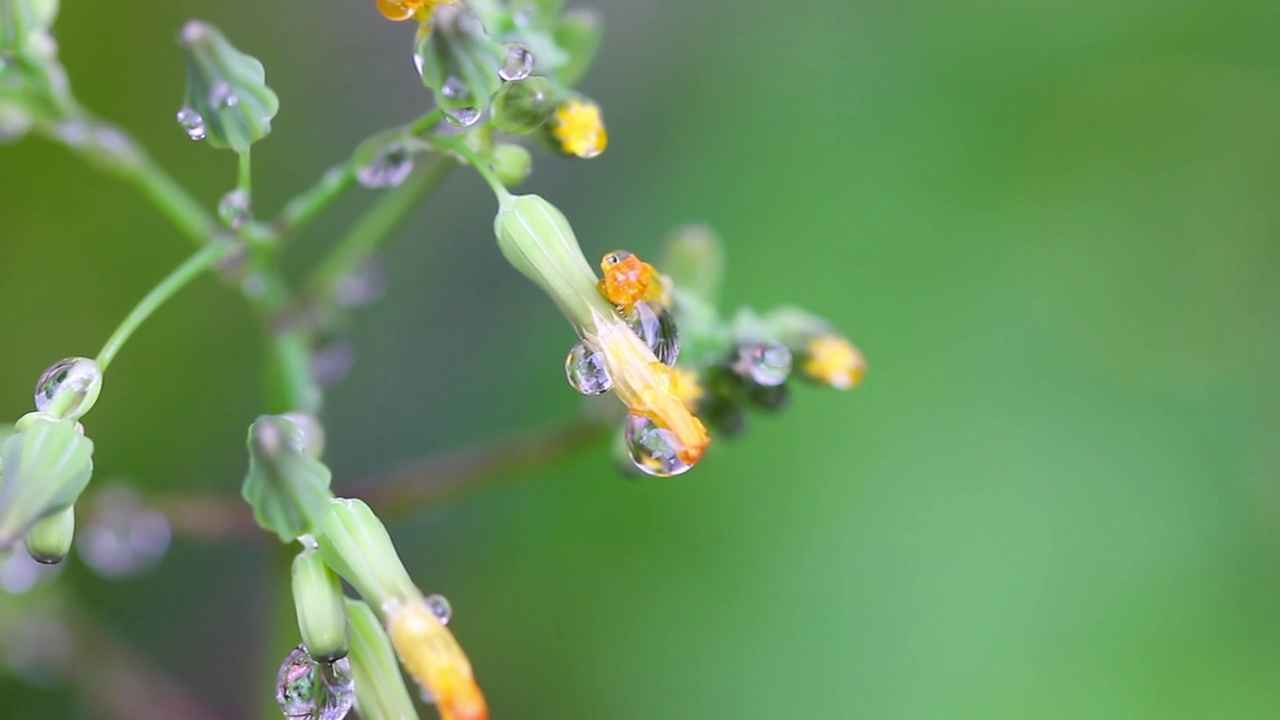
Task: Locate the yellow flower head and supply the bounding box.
[386,597,488,720]
[801,335,866,389]
[552,99,608,159]
[376,0,456,22]
[672,366,705,409]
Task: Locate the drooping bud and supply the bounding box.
[415,5,504,127]
[0,412,93,548]
[292,544,349,661]
[177,21,279,152]
[315,498,416,604]
[23,504,73,564]
[240,414,333,542]
[345,599,419,720]
[33,356,102,420]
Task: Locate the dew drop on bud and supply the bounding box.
[565,342,612,395]
[207,80,239,109]
[275,645,355,720]
[443,107,483,127]
[425,593,452,625]
[440,76,468,100]
[731,342,792,387]
[175,107,206,141]
[355,148,414,189]
[627,301,680,366]
[499,43,534,82]
[34,357,103,420]
[217,189,251,229]
[623,413,693,477]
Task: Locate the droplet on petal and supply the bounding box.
[623,413,693,477]
[275,645,355,720]
[425,593,452,625]
[443,106,483,127]
[498,43,534,82]
[565,342,613,395]
[627,301,680,366]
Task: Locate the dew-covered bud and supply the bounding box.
[0,413,93,548]
[241,415,333,542]
[385,597,488,720]
[547,97,607,158]
[177,21,279,152]
[416,5,504,127]
[553,8,602,87]
[344,599,418,720]
[292,544,349,662]
[315,498,416,605]
[33,356,102,420]
[23,504,73,564]
[491,76,558,134]
[489,142,531,187]
[765,307,866,389]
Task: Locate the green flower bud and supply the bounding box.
[241,415,333,542]
[0,0,58,54]
[177,21,279,152]
[553,8,602,87]
[344,598,419,720]
[491,76,558,134]
[292,544,348,661]
[34,356,102,420]
[493,192,615,332]
[0,413,93,548]
[415,5,504,127]
[23,503,72,564]
[315,498,416,605]
[661,225,724,305]
[489,142,531,187]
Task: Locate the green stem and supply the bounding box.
[304,155,457,298]
[248,269,319,415]
[95,241,234,372]
[273,110,444,241]
[431,133,509,199]
[238,150,252,196]
[128,154,222,245]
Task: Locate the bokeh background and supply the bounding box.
[2,0,1280,717]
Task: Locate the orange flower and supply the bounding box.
[598,250,670,311]
[386,598,488,720]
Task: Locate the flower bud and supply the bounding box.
[0,413,93,548]
[344,599,418,720]
[553,8,602,87]
[415,5,504,127]
[765,307,866,389]
[292,545,349,661]
[386,597,488,720]
[546,97,606,158]
[23,504,73,564]
[491,76,558,135]
[315,498,416,604]
[33,356,102,420]
[0,0,58,54]
[177,21,279,152]
[241,415,333,542]
[489,143,531,187]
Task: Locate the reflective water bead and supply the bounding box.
[34,357,103,420]
[207,80,239,109]
[443,106,483,127]
[498,43,534,82]
[77,483,171,579]
[175,107,205,141]
[623,413,693,477]
[627,301,680,366]
[217,188,251,229]
[731,342,792,387]
[425,593,452,625]
[440,75,468,99]
[355,147,414,189]
[276,645,355,720]
[565,342,612,395]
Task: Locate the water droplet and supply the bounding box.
[499,43,534,82]
[626,301,680,366]
[440,76,468,100]
[217,188,251,229]
[175,107,205,141]
[276,645,355,720]
[443,106,483,127]
[425,593,452,625]
[623,413,693,477]
[565,342,612,395]
[731,343,792,387]
[355,147,414,189]
[78,483,171,579]
[207,80,239,109]
[34,357,102,419]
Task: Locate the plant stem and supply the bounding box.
[247,269,320,415]
[237,150,252,196]
[304,155,457,298]
[95,241,234,372]
[430,134,509,198]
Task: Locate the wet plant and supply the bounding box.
[0,0,865,718]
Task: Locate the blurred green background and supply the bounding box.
[2,0,1280,717]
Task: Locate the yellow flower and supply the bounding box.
[376,0,457,22]
[551,100,608,159]
[386,597,488,720]
[673,366,704,409]
[801,335,866,389]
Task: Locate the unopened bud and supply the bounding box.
[315,498,415,605]
[292,545,348,661]
[24,504,73,564]
[344,599,418,720]
[178,21,279,152]
[241,415,333,542]
[0,413,93,548]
